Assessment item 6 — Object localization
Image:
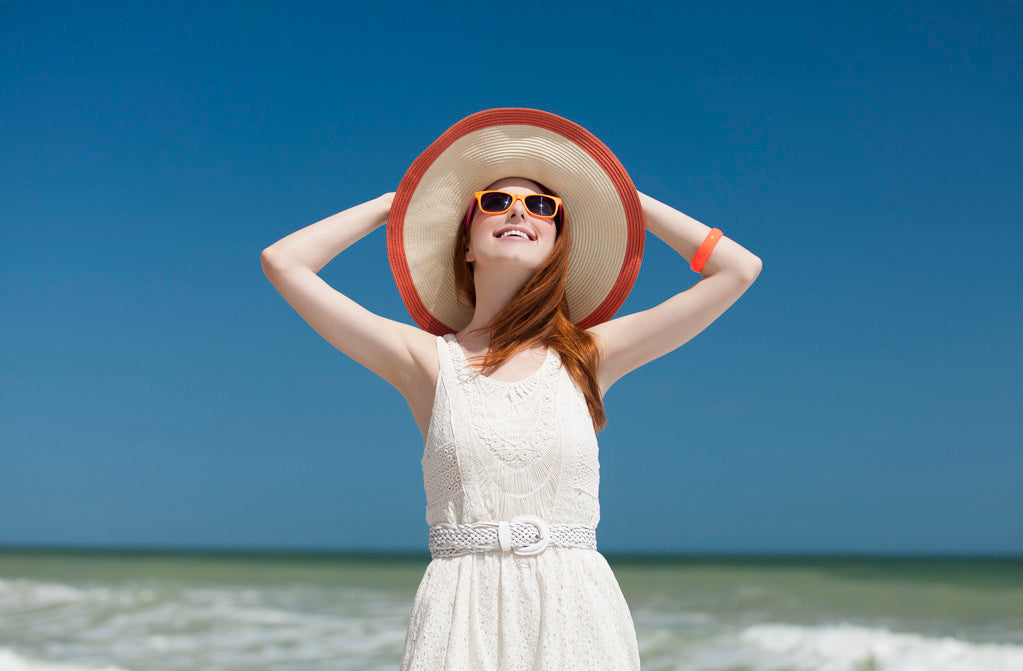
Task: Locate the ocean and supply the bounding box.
[1,549,1021,670]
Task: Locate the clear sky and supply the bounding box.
[2,0,1020,555]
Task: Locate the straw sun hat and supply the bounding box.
[387,107,644,336]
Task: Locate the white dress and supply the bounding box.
[400,333,641,670]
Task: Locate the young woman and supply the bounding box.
[261,108,762,669]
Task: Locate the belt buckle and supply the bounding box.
[509,514,550,556]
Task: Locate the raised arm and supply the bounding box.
[261,193,394,272]
[260,192,428,393]
[585,191,763,396]
[638,191,762,279]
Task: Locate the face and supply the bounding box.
[465,177,559,271]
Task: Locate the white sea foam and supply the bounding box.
[0,648,129,671]
[0,576,411,670]
[734,621,1023,671]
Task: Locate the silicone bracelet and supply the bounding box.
[691,228,723,273]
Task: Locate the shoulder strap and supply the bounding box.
[435,334,456,381]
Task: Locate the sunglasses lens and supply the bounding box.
[525,195,558,217]
[479,192,513,213]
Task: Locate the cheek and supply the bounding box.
[470,213,496,235]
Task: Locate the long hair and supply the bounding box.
[451,179,608,434]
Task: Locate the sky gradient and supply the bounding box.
[2,0,1021,554]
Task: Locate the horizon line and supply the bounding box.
[2,542,1021,562]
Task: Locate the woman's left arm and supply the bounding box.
[584,191,763,397]
[638,190,762,279]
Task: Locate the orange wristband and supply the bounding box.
[691,228,722,273]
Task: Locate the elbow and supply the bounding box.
[261,246,288,276]
[261,246,310,277]
[260,247,277,273]
[741,256,762,283]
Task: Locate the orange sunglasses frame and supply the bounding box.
[473,190,563,218]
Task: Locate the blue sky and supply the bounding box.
[1,0,1020,555]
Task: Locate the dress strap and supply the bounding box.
[435,334,457,383]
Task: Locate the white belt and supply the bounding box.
[428,514,597,559]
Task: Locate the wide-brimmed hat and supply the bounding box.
[387,107,644,336]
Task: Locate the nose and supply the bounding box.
[509,199,528,219]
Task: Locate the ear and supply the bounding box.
[465,245,474,264]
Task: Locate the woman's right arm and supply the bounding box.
[261,192,394,273]
[260,192,427,394]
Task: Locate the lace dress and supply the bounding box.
[400,333,641,670]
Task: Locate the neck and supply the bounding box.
[459,265,534,343]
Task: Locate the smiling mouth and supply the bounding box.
[494,230,535,241]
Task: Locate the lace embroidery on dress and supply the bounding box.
[442,333,564,523]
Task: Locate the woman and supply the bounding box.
[261,108,762,669]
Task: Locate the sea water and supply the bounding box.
[1,549,1021,671]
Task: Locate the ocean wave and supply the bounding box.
[735,621,1023,671]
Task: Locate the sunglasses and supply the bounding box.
[465,190,564,229]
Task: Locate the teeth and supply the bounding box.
[499,230,529,239]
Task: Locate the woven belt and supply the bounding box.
[428,514,597,559]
